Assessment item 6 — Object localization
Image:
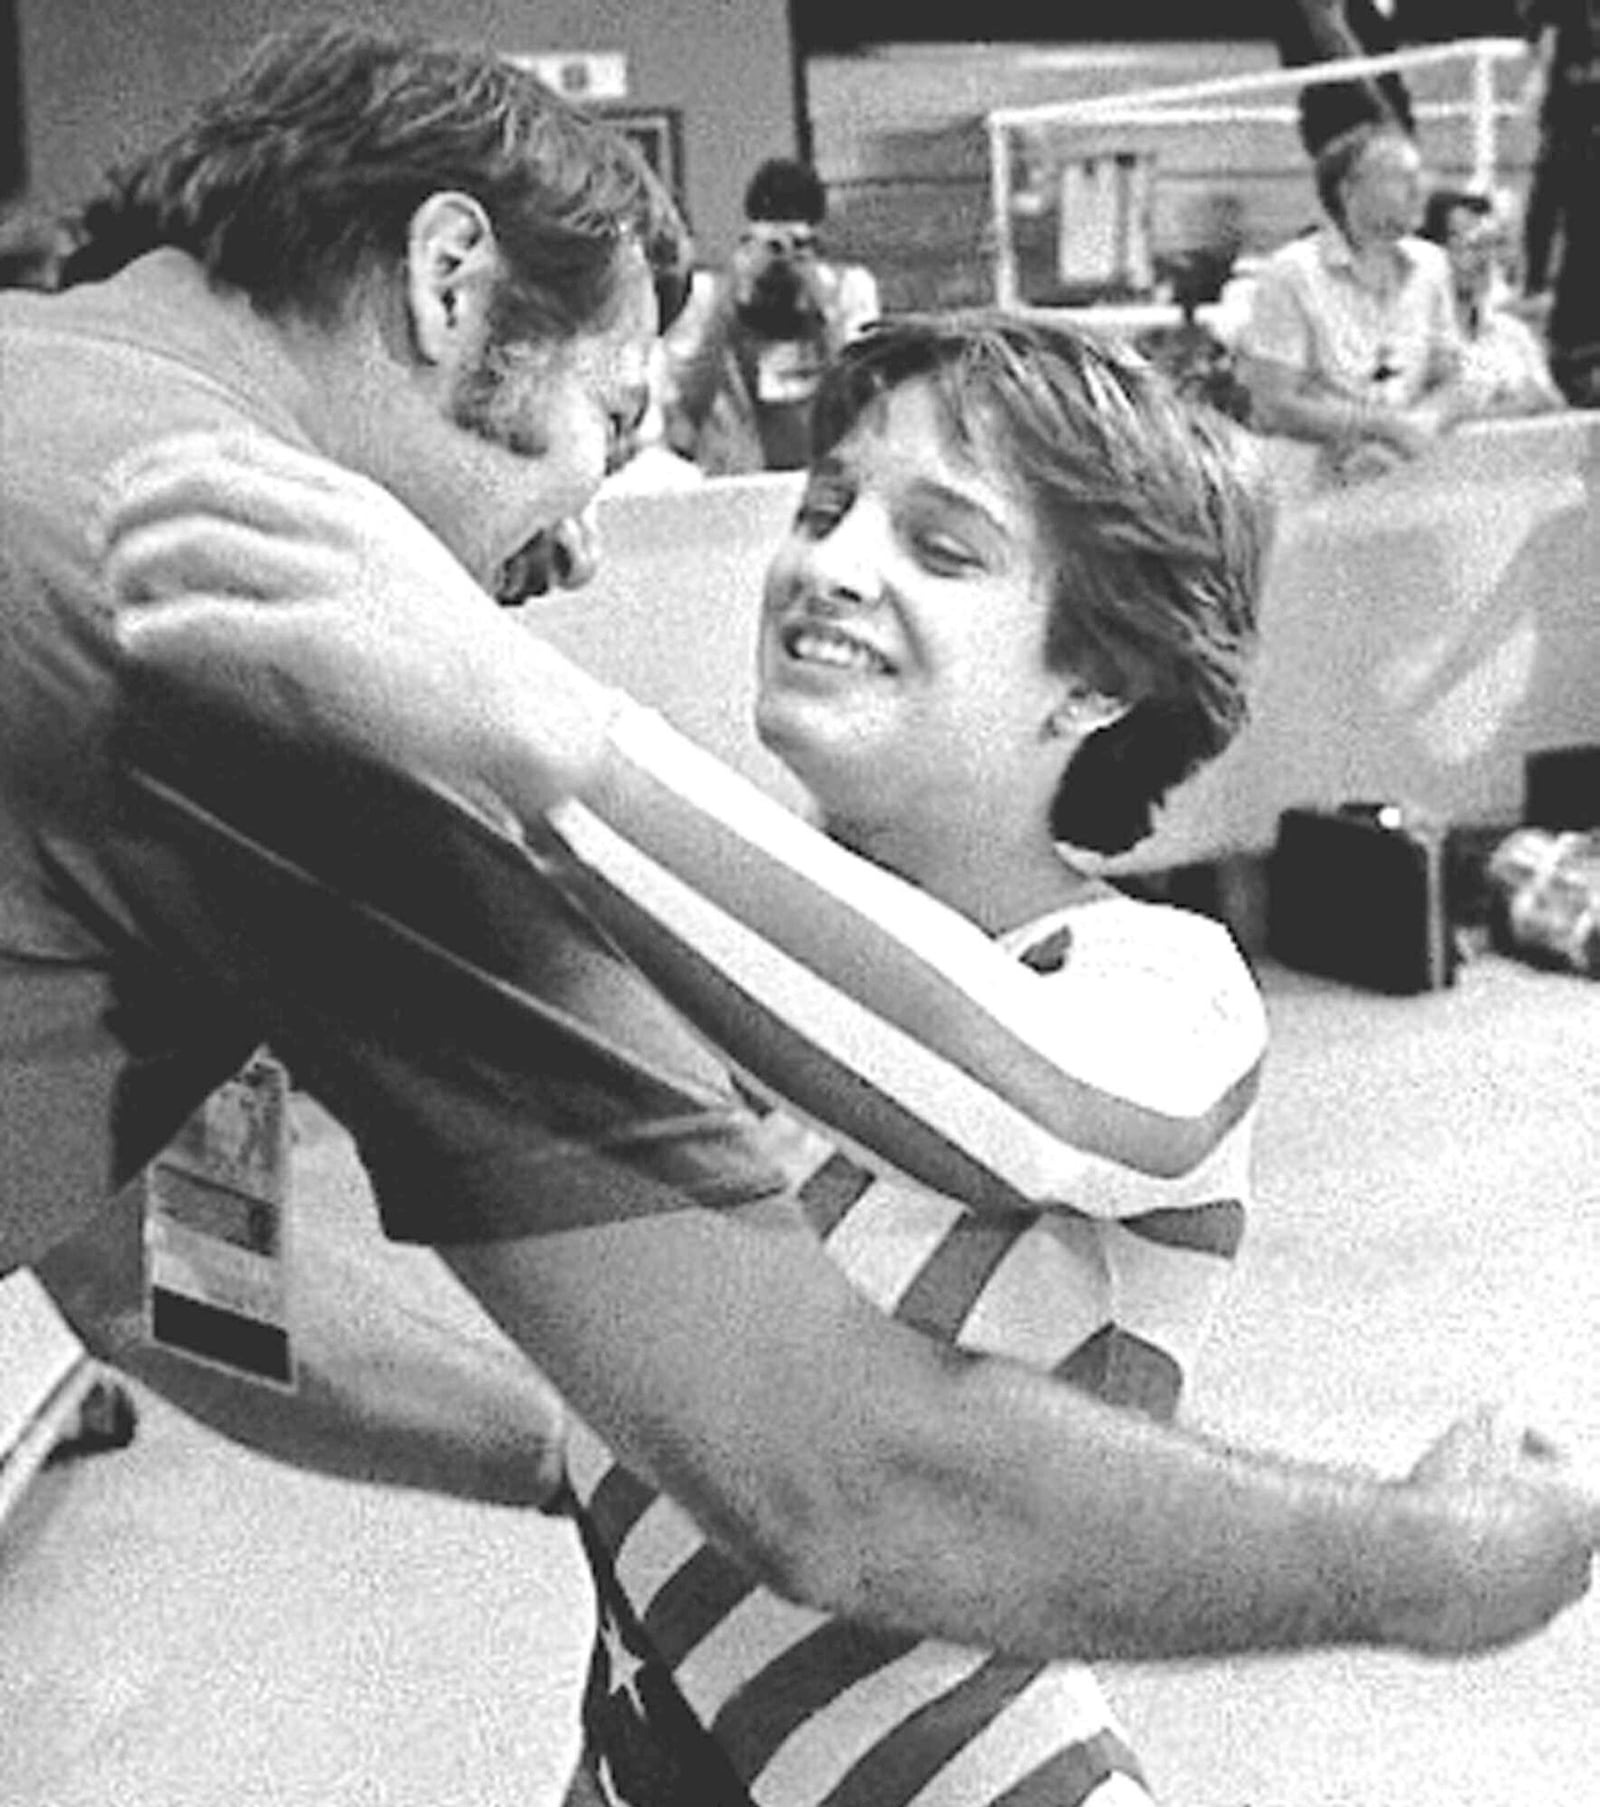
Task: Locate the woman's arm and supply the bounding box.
[1239,351,1439,461]
[102,433,1241,1213]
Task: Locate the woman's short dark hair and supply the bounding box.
[57,24,692,337]
[1420,186,1492,246]
[810,312,1273,855]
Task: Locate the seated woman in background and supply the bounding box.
[1419,187,1567,420]
[1236,120,1465,484]
[558,313,1269,1805]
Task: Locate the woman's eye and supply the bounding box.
[915,533,980,573]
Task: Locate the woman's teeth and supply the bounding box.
[786,623,891,673]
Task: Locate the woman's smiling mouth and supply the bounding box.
[780,619,895,674]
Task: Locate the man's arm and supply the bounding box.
[35,1176,566,1508]
[40,1126,1592,1662]
[443,1188,1595,1662]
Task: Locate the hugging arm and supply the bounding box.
[445,1187,1596,1662]
[104,434,1239,1212]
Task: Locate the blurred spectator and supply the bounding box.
[1516,0,1600,405]
[1235,120,1463,483]
[1137,193,1255,423]
[1158,191,1249,319]
[1419,187,1566,417]
[660,157,880,473]
[1134,313,1255,426]
[1272,0,1415,158]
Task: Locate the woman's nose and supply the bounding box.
[798,503,884,606]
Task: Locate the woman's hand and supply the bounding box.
[99,431,622,827]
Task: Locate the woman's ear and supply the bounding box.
[1044,684,1129,744]
[406,191,500,365]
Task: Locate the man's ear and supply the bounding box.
[406,191,500,365]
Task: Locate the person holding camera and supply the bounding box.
[660,157,880,473]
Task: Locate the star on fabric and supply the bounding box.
[600,1610,650,1716]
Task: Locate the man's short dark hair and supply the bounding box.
[743,158,827,227]
[57,24,692,337]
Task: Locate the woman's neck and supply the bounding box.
[824,811,1105,937]
[1345,233,1404,290]
[1456,289,1484,337]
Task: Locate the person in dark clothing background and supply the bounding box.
[1517,0,1600,403]
[659,157,880,474]
[1273,0,1416,156]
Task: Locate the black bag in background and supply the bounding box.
[1524,744,1600,832]
[1267,803,1458,994]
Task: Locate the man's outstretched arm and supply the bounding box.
[444,1187,1595,1664]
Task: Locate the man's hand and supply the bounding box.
[98,432,622,828]
[1379,1405,1597,1656]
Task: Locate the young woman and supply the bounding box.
[558,313,1270,1806]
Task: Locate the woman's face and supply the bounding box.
[1441,204,1503,301]
[1341,136,1425,249]
[755,379,1077,841]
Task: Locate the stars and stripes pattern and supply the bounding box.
[562,888,1264,1806]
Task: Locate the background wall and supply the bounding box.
[11,0,799,263]
[8,13,1539,313]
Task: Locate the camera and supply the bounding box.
[746,225,813,263]
[737,225,823,339]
